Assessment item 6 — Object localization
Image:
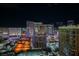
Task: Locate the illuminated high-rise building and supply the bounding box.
[26,21,56,50]
[0,28,9,38]
[46,24,54,43]
[34,24,47,49]
[26,21,47,49]
[59,25,79,56]
[8,28,21,36]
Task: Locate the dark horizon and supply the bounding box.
[0,3,79,27]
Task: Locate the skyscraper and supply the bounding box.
[26,21,47,49]
[59,25,79,56]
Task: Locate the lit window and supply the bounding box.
[3,32,8,34]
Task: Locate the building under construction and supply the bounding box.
[59,25,79,56]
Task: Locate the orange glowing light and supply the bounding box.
[14,37,31,53]
[14,47,22,53]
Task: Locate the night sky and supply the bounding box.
[0,3,79,27]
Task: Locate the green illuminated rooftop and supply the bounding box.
[59,25,79,29]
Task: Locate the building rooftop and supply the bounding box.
[59,25,79,29]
